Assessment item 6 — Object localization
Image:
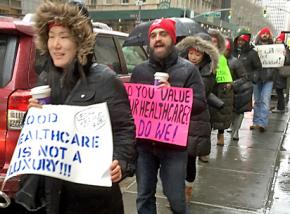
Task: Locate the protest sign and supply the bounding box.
[124,83,193,147]
[255,44,285,67]
[5,103,113,187]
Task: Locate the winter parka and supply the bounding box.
[233,34,262,84]
[208,30,233,130]
[226,38,253,113]
[228,56,253,113]
[15,2,136,214]
[131,48,208,157]
[176,36,219,156]
[16,62,137,214]
[275,45,290,89]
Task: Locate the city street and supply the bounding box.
[121,101,290,214]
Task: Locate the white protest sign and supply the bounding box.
[255,44,285,68]
[5,103,113,187]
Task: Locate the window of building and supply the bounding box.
[106,0,112,4]
[91,0,97,6]
[121,0,129,3]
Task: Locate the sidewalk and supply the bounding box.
[120,103,290,214]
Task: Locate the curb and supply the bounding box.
[264,113,290,213]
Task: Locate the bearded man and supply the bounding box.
[130,18,206,214]
[251,27,277,132]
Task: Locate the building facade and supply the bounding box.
[85,0,224,32]
[0,0,43,17]
[22,0,44,15]
[0,0,22,17]
[253,0,289,34]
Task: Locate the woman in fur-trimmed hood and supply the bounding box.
[34,1,96,66]
[208,29,226,54]
[177,36,219,78]
[177,35,218,199]
[15,2,136,214]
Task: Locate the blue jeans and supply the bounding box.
[136,145,188,214]
[253,81,273,127]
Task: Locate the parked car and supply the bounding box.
[0,15,147,210]
[91,21,112,30]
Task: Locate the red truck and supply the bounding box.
[0,15,147,211]
[0,16,37,208]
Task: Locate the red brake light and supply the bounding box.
[7,90,31,130]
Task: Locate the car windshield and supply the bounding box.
[121,46,147,73]
[118,38,147,73]
[0,34,17,87]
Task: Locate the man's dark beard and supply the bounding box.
[149,43,174,61]
[261,36,270,43]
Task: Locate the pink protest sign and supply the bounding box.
[124,83,193,147]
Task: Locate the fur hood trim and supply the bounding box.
[176,36,219,74]
[208,29,226,54]
[34,2,96,65]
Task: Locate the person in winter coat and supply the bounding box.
[18,2,136,214]
[272,32,290,113]
[224,37,252,140]
[252,27,277,132]
[131,18,207,214]
[176,35,219,202]
[208,29,233,146]
[233,29,262,118]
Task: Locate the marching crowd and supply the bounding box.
[11,1,290,214]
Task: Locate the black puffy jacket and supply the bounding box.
[16,62,136,214]
[41,63,136,177]
[176,36,220,156]
[228,55,253,113]
[233,42,262,83]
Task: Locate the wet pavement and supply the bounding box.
[120,101,290,214]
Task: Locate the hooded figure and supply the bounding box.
[208,29,233,146]
[225,37,252,114]
[15,2,136,214]
[233,28,262,84]
[272,32,290,112]
[176,35,218,200]
[225,37,252,140]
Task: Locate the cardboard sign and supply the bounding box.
[5,103,113,187]
[125,83,193,147]
[255,44,286,68]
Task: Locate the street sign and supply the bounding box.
[203,11,221,17]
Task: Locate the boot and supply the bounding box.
[185,185,193,203]
[199,155,209,163]
[217,133,224,146]
[232,113,244,141]
[227,124,232,133]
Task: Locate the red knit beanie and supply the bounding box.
[276,32,285,42]
[258,27,271,36]
[148,18,176,44]
[239,34,250,42]
[225,39,231,50]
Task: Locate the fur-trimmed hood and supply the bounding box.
[34,1,96,65]
[176,36,219,74]
[208,29,226,54]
